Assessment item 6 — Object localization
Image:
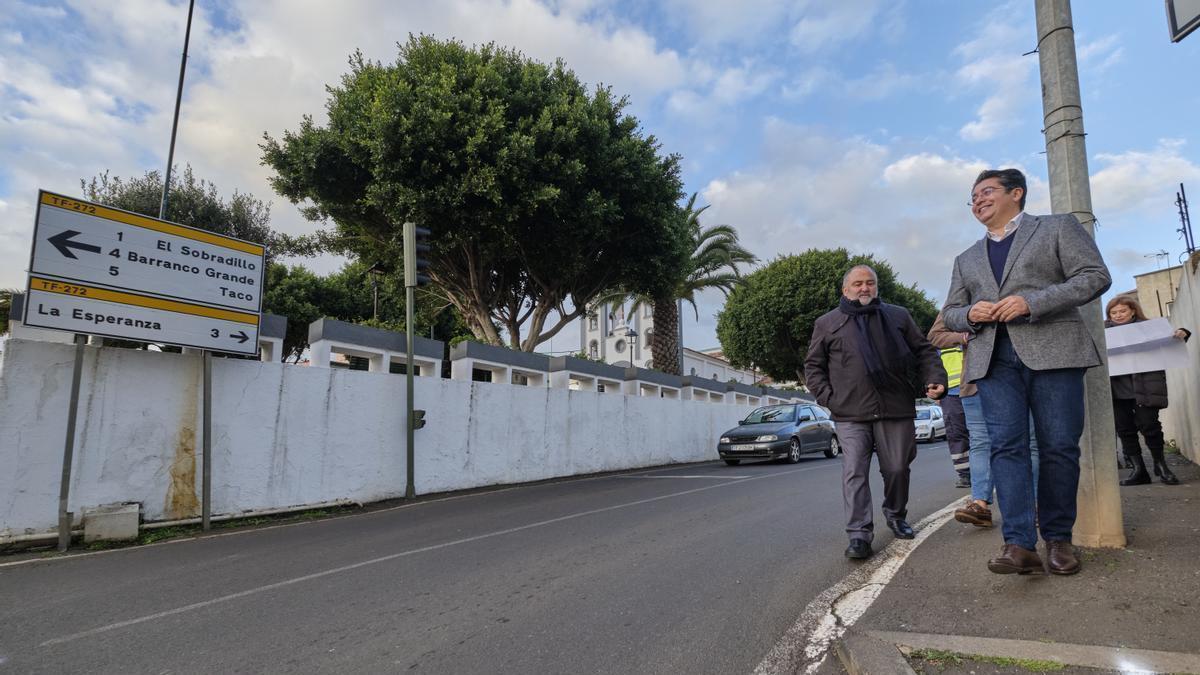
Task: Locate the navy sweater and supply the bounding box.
[986,235,1015,286]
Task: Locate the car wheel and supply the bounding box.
[787,438,802,464]
[724,459,741,466]
[824,435,841,459]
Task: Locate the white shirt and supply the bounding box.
[986,211,1025,242]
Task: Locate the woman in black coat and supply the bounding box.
[1106,297,1191,485]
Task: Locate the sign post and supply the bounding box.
[56,334,87,552]
[24,191,265,545]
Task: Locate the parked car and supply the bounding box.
[718,403,840,466]
[914,405,946,442]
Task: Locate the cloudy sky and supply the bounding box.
[3,0,1199,354]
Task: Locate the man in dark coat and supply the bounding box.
[804,265,947,559]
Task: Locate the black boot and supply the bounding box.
[1148,447,1180,485]
[1120,454,1151,486]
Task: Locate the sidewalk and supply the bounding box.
[837,451,1200,674]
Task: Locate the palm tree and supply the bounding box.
[598,193,757,374]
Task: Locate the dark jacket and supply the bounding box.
[1105,319,1191,409]
[804,302,947,423]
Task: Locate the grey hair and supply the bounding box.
[842,265,878,288]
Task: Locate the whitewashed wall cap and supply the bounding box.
[622,366,684,388]
[308,317,444,360]
[548,355,626,379]
[449,341,550,371]
[679,375,726,393]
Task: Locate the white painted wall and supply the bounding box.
[0,339,755,537]
[1160,254,1200,463]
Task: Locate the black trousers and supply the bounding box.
[1111,397,1165,457]
[940,394,969,474]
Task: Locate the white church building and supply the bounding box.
[580,301,759,385]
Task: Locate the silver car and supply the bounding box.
[914,405,946,442]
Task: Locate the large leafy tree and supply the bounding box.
[80,166,298,258]
[600,193,756,374]
[716,248,938,382]
[263,261,471,363]
[261,36,689,352]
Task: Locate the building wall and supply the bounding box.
[682,349,756,385]
[1134,265,1184,319]
[0,338,756,537]
[1158,255,1200,463]
[582,302,756,381]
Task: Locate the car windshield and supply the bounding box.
[915,409,931,420]
[744,405,795,424]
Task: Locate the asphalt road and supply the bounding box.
[0,440,961,674]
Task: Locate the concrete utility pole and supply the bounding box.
[1035,0,1125,548]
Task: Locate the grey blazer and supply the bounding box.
[943,213,1111,383]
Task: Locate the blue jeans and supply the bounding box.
[960,394,1039,504]
[975,330,1085,551]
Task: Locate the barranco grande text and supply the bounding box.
[125,251,256,285]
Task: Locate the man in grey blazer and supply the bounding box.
[943,168,1110,576]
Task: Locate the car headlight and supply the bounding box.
[720,436,731,444]
[756,435,778,442]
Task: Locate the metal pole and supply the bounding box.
[57,334,88,552]
[405,285,416,499]
[159,0,195,220]
[201,349,212,530]
[1035,0,1125,548]
[1180,183,1195,254]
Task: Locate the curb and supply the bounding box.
[835,630,1200,674]
[834,629,915,675]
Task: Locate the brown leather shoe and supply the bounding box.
[1046,540,1081,575]
[954,500,992,527]
[987,544,1044,575]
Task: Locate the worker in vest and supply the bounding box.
[935,338,971,488]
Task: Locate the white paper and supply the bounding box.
[1105,318,1190,376]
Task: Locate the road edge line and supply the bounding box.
[752,497,960,675]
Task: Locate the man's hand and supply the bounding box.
[993,295,1031,322]
[926,383,946,400]
[968,301,996,323]
[1174,328,1190,341]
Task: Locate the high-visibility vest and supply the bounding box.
[940,347,963,390]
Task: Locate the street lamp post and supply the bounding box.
[367,265,384,321]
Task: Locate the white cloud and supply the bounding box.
[700,121,992,306]
[780,66,835,100]
[660,0,793,46]
[789,0,886,53]
[953,5,1039,143]
[843,62,920,101]
[1090,139,1200,222]
[1077,33,1123,74]
[0,0,693,290]
[665,59,782,128]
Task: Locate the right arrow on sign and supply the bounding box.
[231,330,249,344]
[48,230,102,259]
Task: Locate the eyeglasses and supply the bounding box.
[969,185,1007,206]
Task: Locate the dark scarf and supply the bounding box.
[838,296,914,387]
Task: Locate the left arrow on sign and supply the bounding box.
[48,230,102,259]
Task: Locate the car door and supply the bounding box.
[811,405,835,446]
[797,406,823,450]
